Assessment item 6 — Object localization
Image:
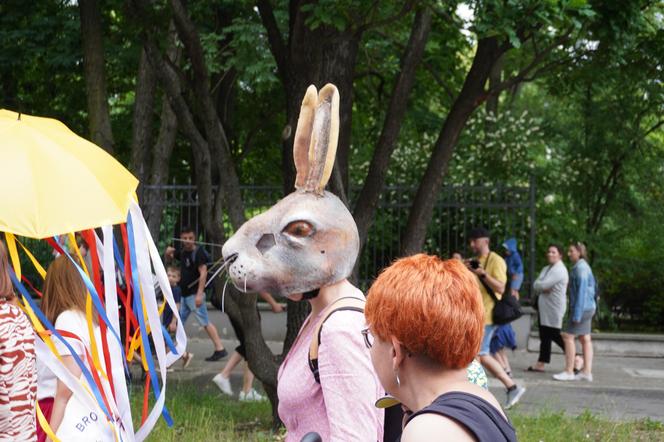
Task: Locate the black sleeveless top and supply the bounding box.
[403,392,517,442]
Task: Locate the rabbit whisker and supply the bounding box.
[221,277,229,314]
[205,259,229,289]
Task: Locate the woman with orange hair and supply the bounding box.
[365,254,516,441]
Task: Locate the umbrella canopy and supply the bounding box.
[0,109,138,238]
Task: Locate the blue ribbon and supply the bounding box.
[161,324,178,355]
[126,214,173,427]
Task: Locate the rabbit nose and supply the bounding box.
[256,233,276,255]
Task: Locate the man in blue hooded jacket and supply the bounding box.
[503,238,524,298]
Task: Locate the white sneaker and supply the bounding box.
[553,371,576,381]
[212,374,233,396]
[505,385,526,410]
[239,388,265,402]
[575,372,593,382]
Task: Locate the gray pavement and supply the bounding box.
[162,306,664,421]
[487,350,664,422]
[155,334,664,423]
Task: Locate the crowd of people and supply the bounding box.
[161,224,596,441]
[454,229,597,392]
[0,223,598,442]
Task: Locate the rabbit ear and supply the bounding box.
[293,85,318,190]
[304,83,340,194]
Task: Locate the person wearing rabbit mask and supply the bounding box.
[222,84,384,441]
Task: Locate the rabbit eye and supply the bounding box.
[283,221,314,238]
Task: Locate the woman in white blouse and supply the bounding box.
[526,244,569,372]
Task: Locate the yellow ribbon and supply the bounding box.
[36,402,61,442]
[14,237,46,279]
[4,232,21,280]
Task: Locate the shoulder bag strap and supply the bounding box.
[308,296,366,383]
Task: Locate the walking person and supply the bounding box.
[466,227,526,409]
[212,292,283,401]
[165,227,227,362]
[526,244,569,372]
[554,242,596,382]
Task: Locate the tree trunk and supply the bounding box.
[141,0,286,418]
[130,48,157,201]
[258,1,361,197]
[143,26,180,240]
[144,97,178,239]
[169,0,246,229]
[485,54,503,117]
[353,8,432,248]
[79,0,114,153]
[401,37,503,255]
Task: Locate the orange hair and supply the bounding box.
[41,255,94,324]
[365,254,484,369]
[0,241,15,300]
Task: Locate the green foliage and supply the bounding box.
[130,384,664,441]
[129,383,277,441]
[2,0,662,329]
[449,108,545,184]
[0,1,85,132]
[510,410,664,441]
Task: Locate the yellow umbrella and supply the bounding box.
[0,109,138,238]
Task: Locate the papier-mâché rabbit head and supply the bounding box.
[222,84,359,297]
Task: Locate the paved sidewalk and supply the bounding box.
[157,337,664,422]
[487,350,664,422]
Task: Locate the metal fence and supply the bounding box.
[142,180,536,295]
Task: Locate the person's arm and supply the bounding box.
[259,291,284,313]
[470,256,506,297]
[318,313,383,441]
[169,302,180,332]
[195,264,207,307]
[47,355,82,436]
[481,271,505,296]
[533,264,563,293]
[572,267,589,322]
[164,246,176,264]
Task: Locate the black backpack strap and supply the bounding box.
[308,296,366,384]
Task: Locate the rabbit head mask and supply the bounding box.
[222,84,359,297]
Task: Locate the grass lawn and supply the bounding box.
[131,385,664,441]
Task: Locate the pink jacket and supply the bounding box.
[278,307,384,442]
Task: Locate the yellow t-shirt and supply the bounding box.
[477,251,507,325]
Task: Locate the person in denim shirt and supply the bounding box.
[553,242,596,382]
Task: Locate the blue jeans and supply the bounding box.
[479,324,498,356]
[179,293,210,327]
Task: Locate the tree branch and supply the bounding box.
[353,7,432,248]
[256,0,290,84]
[356,0,417,35]
[373,28,456,102]
[169,0,247,229]
[483,29,574,100]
